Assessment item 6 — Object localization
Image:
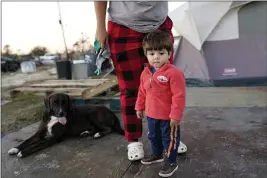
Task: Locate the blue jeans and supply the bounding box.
[147,116,180,163]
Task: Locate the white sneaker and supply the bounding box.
[127,142,144,161]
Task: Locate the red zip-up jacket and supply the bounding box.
[135,62,186,121]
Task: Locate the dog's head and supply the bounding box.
[44,92,72,117]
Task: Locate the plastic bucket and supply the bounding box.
[56,60,72,80]
[72,60,88,80]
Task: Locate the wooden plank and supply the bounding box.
[31,80,107,88]
[82,75,118,100]
[42,79,109,83]
[114,92,121,96]
[30,83,98,88]
[12,87,87,93]
[10,87,86,97]
[10,74,119,99]
[86,96,120,100]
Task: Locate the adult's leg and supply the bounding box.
[108,21,146,142]
[108,21,147,161]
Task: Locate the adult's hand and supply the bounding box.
[95,27,108,49]
[94,1,108,49]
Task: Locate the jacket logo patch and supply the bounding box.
[157,75,168,82]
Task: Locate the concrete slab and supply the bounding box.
[2,107,267,178]
[124,107,267,178]
[185,87,267,107]
[1,115,130,178]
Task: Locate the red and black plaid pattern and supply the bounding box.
[108,17,174,142]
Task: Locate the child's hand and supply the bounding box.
[170,119,179,128]
[136,111,144,119]
[168,119,180,153]
[170,119,180,136]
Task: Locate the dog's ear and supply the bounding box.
[44,97,50,111]
[45,91,53,97]
[42,108,50,122]
[44,92,52,111]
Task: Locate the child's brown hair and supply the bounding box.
[142,30,173,55]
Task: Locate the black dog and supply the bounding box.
[8,92,124,158]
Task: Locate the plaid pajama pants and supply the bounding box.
[108,17,174,142]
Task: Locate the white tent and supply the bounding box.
[169,1,267,86]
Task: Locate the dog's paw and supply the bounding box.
[17,151,23,158]
[80,130,90,138]
[8,148,19,155]
[93,132,103,139]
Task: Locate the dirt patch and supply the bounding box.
[1,66,56,97]
[1,94,45,136]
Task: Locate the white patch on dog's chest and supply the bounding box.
[47,116,67,136]
[47,116,59,136]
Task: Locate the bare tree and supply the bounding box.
[3,44,12,56]
[30,46,48,57]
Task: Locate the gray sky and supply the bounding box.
[2,2,184,54]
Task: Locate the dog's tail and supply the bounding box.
[110,111,125,136]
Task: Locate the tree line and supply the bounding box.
[2,45,49,61]
[2,33,95,61]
